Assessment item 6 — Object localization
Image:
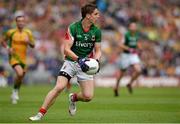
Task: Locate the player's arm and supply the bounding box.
[119,43,130,51]
[28,38,35,48]
[64,40,79,61]
[0,38,9,49]
[119,34,136,53]
[93,29,102,61]
[1,31,10,49]
[64,30,78,61]
[26,30,35,48]
[94,43,101,60]
[137,39,142,50]
[94,42,101,73]
[119,35,129,51]
[0,31,8,49]
[136,39,143,55]
[0,31,14,55]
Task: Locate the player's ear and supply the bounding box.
[86,14,91,19]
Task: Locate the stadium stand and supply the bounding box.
[0,0,179,85]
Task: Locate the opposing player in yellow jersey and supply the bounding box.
[0,15,35,104]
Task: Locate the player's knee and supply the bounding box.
[17,72,24,79]
[83,94,93,102]
[134,65,142,74]
[136,68,142,74]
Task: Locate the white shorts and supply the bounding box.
[117,53,141,70]
[60,60,94,81]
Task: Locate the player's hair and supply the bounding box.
[15,15,25,21]
[81,4,97,18]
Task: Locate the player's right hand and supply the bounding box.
[8,47,14,55]
[77,58,89,72]
[128,48,137,54]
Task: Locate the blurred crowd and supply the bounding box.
[0,0,180,85]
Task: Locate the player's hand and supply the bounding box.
[8,47,14,55]
[77,58,89,72]
[128,48,137,54]
[96,59,100,73]
[25,36,35,48]
[25,36,30,44]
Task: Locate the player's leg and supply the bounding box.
[41,76,69,110]
[68,79,94,116]
[29,76,69,121]
[29,60,73,121]
[114,53,129,96]
[127,63,141,94]
[68,69,94,116]
[114,70,125,96]
[11,64,25,104]
[126,54,141,94]
[77,80,94,102]
[64,82,72,93]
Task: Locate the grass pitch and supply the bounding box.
[0,85,180,123]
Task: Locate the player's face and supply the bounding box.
[16,17,25,29]
[129,23,137,32]
[88,9,100,24]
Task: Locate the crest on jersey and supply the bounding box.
[83,34,88,41]
[91,35,95,41]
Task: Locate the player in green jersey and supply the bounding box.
[29,4,101,121]
[114,22,142,96]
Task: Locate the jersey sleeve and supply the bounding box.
[95,29,101,43]
[3,29,16,47]
[65,23,76,41]
[4,29,13,40]
[124,32,129,44]
[136,32,140,41]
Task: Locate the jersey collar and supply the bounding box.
[80,19,94,33]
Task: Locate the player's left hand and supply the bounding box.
[25,36,35,48]
[25,36,30,44]
[128,48,138,54]
[77,57,89,72]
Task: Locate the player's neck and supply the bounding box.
[17,28,23,32]
[82,18,92,32]
[130,31,136,35]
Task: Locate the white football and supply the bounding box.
[85,58,99,75]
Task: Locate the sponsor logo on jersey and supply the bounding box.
[75,41,94,48]
[129,37,137,41]
[128,37,137,46]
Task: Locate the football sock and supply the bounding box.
[72,93,78,102]
[39,108,47,115]
[14,78,22,89]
